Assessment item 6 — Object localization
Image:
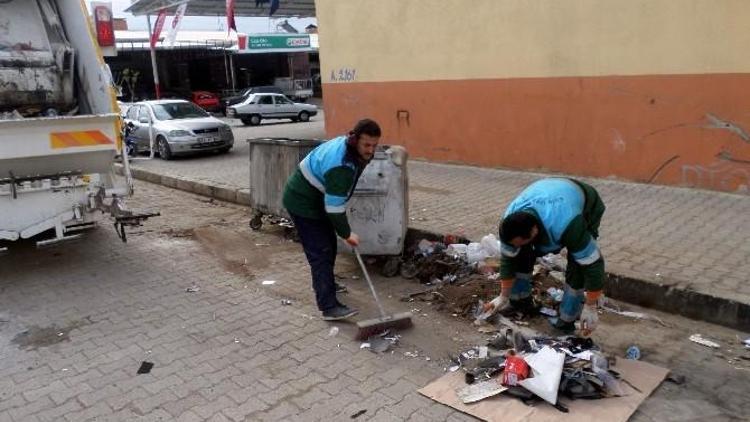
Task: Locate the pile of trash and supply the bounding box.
[448,328,626,411]
[401,234,567,321]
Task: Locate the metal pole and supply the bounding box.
[146,15,161,99]
[229,53,236,91]
[223,50,230,87]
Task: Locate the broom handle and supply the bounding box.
[354,248,388,319]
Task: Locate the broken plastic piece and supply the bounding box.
[350,409,367,419]
[328,327,339,337]
[281,299,292,305]
[626,345,641,360]
[456,378,507,404]
[539,307,558,317]
[262,280,276,285]
[546,287,564,302]
[690,334,720,348]
[185,285,200,293]
[137,361,154,374]
[518,346,565,405]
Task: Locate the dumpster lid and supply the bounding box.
[246,137,322,147]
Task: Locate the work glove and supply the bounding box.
[580,303,599,336]
[474,294,511,325]
[345,233,360,247]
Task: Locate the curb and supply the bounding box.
[119,164,750,332]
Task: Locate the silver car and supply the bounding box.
[227,93,318,126]
[123,100,234,160]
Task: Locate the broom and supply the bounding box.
[353,247,413,340]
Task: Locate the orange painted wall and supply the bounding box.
[323,74,750,193]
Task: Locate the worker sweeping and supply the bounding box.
[483,178,606,335]
[282,119,381,321]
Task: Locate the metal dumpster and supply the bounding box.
[247,138,409,276]
[247,137,321,229]
[338,145,409,275]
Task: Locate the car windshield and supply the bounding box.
[151,102,209,120]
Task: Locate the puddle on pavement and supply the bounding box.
[11,318,91,350]
[192,226,278,278]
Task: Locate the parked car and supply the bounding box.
[221,85,283,115]
[227,93,318,126]
[191,90,220,112]
[123,100,234,159]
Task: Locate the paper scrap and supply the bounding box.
[262,280,276,285]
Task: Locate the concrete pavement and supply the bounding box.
[123,112,750,330]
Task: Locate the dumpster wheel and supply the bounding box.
[249,213,263,230]
[399,260,419,279]
[381,256,401,277]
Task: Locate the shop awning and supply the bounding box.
[125,0,316,18]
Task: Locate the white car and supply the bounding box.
[227,93,318,126]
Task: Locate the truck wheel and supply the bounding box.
[157,137,172,160]
[298,111,310,122]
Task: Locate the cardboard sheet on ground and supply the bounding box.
[418,358,668,422]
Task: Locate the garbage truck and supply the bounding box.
[0,0,155,251]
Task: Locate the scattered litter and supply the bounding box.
[602,304,667,327]
[546,287,564,302]
[626,345,641,360]
[477,346,488,359]
[137,361,154,375]
[456,378,507,404]
[281,299,292,306]
[743,337,750,349]
[185,285,200,293]
[404,351,419,358]
[666,373,686,385]
[448,365,460,372]
[255,243,270,246]
[477,325,498,334]
[360,342,371,349]
[328,327,339,337]
[350,409,367,419]
[261,280,276,285]
[519,346,566,405]
[57,332,64,337]
[351,275,360,280]
[368,337,392,353]
[539,307,558,317]
[549,271,565,283]
[61,368,68,372]
[425,357,431,361]
[234,337,240,343]
[689,334,720,348]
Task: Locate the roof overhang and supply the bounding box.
[125,0,316,18]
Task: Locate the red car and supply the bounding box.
[191,91,220,112]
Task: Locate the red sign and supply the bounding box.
[150,9,168,48]
[94,5,115,47]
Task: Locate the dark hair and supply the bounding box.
[349,118,381,141]
[499,211,537,244]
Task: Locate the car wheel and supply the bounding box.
[249,114,262,126]
[298,111,310,122]
[157,136,172,160]
[240,117,252,126]
[218,146,231,154]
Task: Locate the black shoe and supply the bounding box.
[322,306,359,321]
[551,318,576,334]
[334,282,348,293]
